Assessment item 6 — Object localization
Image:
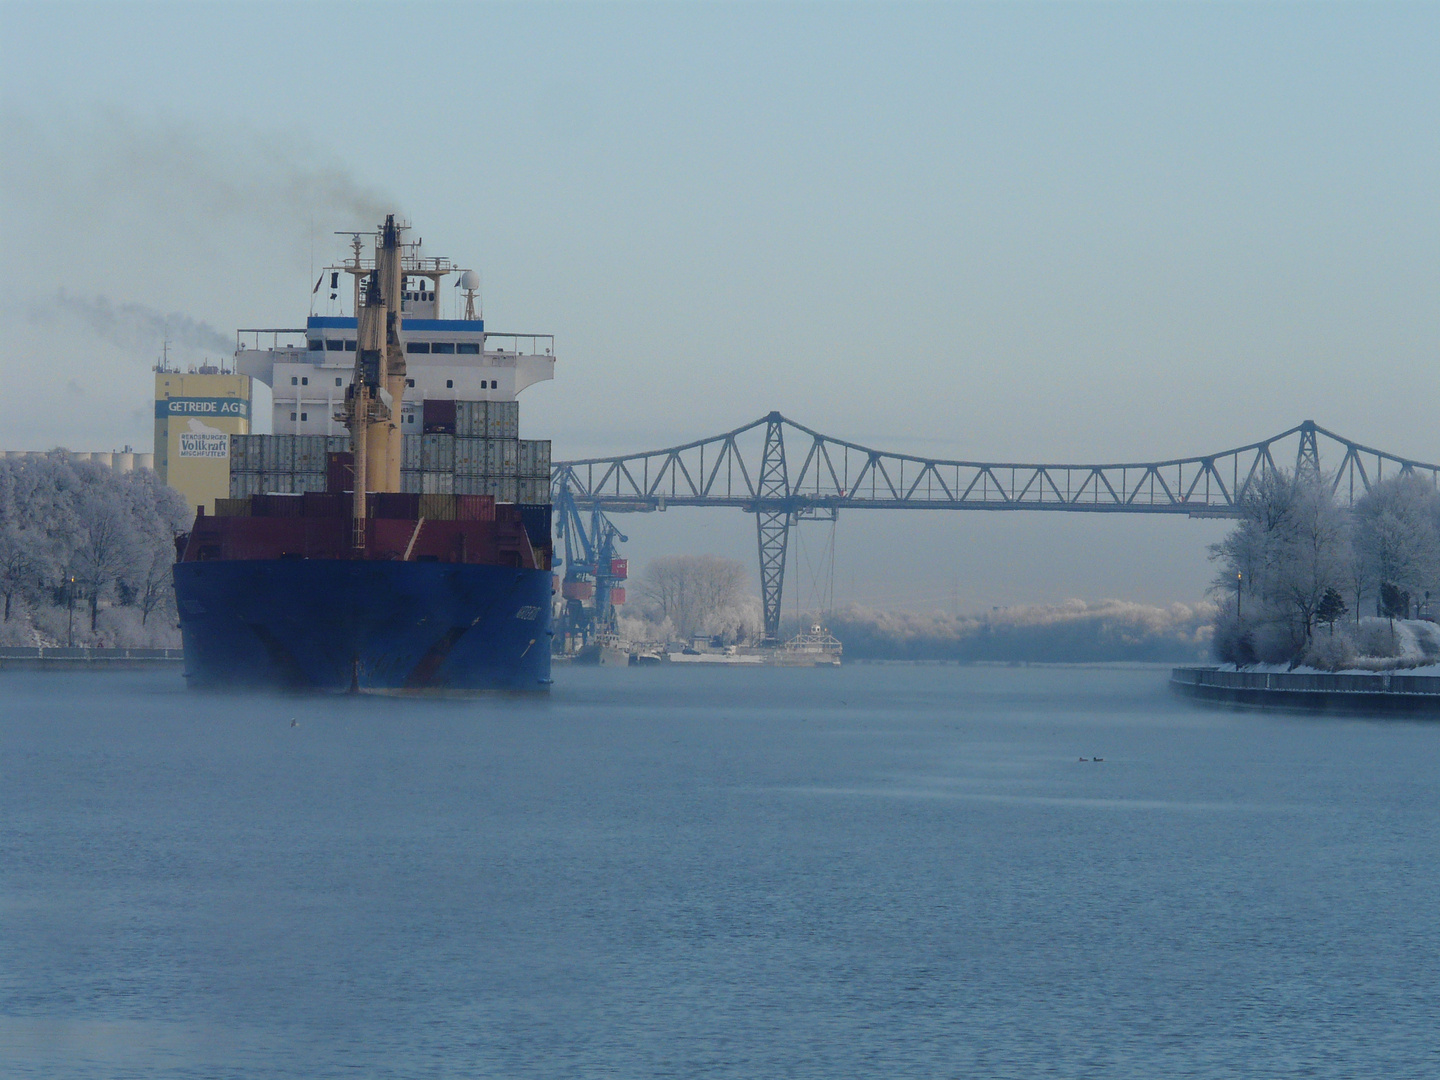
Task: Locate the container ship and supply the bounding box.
[173,216,555,691]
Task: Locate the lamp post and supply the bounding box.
[1236,571,1243,622]
[67,575,75,648]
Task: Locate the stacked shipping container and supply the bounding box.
[229,434,349,497]
[230,400,550,504]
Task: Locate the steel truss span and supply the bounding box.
[553,414,1438,516]
[551,414,1439,640]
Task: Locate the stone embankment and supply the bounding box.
[1171,666,1440,715]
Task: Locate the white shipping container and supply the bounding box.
[518,439,551,477]
[456,400,489,438]
[485,439,519,476]
[229,472,262,498]
[262,473,294,494]
[421,434,455,472]
[454,437,486,476]
[484,477,518,503]
[294,435,328,472]
[402,434,421,470]
[486,400,519,440]
[453,475,488,496]
[261,435,294,473]
[421,472,454,495]
[229,434,257,473]
[327,434,352,454]
[401,470,421,494]
[294,472,328,493]
[518,477,551,505]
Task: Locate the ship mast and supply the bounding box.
[339,215,408,552]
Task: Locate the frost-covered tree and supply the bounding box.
[1208,467,1440,667]
[0,524,35,621]
[117,468,189,624]
[0,455,188,645]
[639,555,749,641]
[70,489,137,632]
[1209,469,1349,663]
[1351,475,1440,617]
[1274,478,1350,640]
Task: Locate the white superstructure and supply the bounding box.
[234,237,553,437]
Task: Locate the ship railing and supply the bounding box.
[484,333,555,357]
[237,328,308,351]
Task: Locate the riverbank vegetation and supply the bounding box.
[1209,471,1440,669]
[619,550,1215,660]
[0,455,188,648]
[824,599,1214,663]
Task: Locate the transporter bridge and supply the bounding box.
[552,415,1440,645]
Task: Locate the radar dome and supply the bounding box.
[460,269,481,291]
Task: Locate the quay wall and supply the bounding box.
[0,647,184,671]
[1171,666,1440,715]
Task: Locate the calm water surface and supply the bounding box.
[2,665,1437,1078]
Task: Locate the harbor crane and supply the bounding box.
[553,482,629,650]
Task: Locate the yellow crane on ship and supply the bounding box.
[336,216,409,549]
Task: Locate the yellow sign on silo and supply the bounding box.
[154,371,252,515]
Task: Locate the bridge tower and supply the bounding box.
[754,412,791,644]
[1296,420,1321,483]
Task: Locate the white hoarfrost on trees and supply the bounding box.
[1209,468,1440,670]
[636,554,757,643]
[0,454,189,647]
[72,490,135,633]
[1351,475,1440,618]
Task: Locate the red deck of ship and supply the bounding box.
[180,493,548,570]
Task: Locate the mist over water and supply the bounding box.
[3,666,1436,1078]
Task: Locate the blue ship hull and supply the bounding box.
[174,560,553,692]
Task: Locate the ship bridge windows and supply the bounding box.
[405,341,481,354]
[308,339,323,352]
[326,340,345,351]
[345,340,356,351]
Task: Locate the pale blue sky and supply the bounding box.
[2,2,1436,608]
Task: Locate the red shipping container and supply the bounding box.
[610,587,626,605]
[302,491,348,519]
[423,398,457,434]
[610,558,628,579]
[373,492,421,520]
[561,580,595,601]
[455,494,497,522]
[327,452,354,494]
